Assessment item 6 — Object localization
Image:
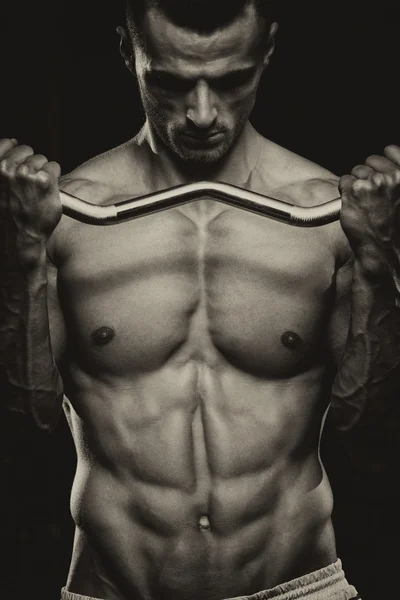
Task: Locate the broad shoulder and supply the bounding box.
[253,135,351,264]
[59,135,151,204]
[253,136,339,204]
[47,136,152,261]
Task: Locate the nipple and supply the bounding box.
[281,331,302,350]
[91,326,115,346]
[199,515,211,532]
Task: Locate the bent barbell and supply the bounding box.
[60,180,342,227]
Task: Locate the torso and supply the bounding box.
[49,123,349,600]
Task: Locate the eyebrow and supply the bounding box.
[148,66,257,83]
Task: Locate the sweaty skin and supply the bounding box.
[48,122,351,600]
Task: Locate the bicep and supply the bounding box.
[328,254,354,367]
[46,258,67,369]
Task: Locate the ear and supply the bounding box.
[116,25,135,74]
[263,21,278,67]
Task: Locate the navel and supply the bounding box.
[198,515,211,532]
[281,330,302,350]
[91,326,115,346]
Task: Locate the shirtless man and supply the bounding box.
[1,1,400,599]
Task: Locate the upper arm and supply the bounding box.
[44,176,95,369]
[328,251,354,367]
[44,175,108,370]
[46,256,67,370]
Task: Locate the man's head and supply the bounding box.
[118,0,277,168]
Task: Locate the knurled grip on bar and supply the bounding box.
[60,181,342,227]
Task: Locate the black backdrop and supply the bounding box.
[2,1,400,599]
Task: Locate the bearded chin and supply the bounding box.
[167,125,243,168]
[172,143,230,166]
[145,101,246,168]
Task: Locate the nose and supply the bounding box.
[186,80,218,129]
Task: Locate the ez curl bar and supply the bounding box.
[60,180,342,227]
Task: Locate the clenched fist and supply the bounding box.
[0,138,62,262]
[339,145,400,277]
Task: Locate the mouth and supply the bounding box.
[180,132,224,146]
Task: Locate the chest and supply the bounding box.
[57,202,337,376]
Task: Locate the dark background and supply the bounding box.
[1,1,400,599]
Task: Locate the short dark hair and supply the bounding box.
[126,0,274,48]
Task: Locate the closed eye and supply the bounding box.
[212,69,257,91]
[146,72,194,93]
[146,67,257,94]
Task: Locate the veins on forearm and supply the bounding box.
[0,220,62,429]
[331,259,400,433]
[0,221,29,368]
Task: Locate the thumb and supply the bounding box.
[338,174,356,196]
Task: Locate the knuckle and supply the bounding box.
[37,171,50,185]
[370,173,381,185]
[351,179,367,194]
[383,173,392,186]
[372,172,385,185]
[16,163,30,177]
[0,158,14,176]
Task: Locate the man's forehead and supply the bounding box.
[141,4,264,68]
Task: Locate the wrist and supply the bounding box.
[15,234,47,270]
[353,253,400,307]
[354,244,397,281]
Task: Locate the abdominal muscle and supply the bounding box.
[57,201,340,599]
[64,355,336,600]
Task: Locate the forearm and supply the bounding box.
[0,232,63,431]
[331,257,400,464]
